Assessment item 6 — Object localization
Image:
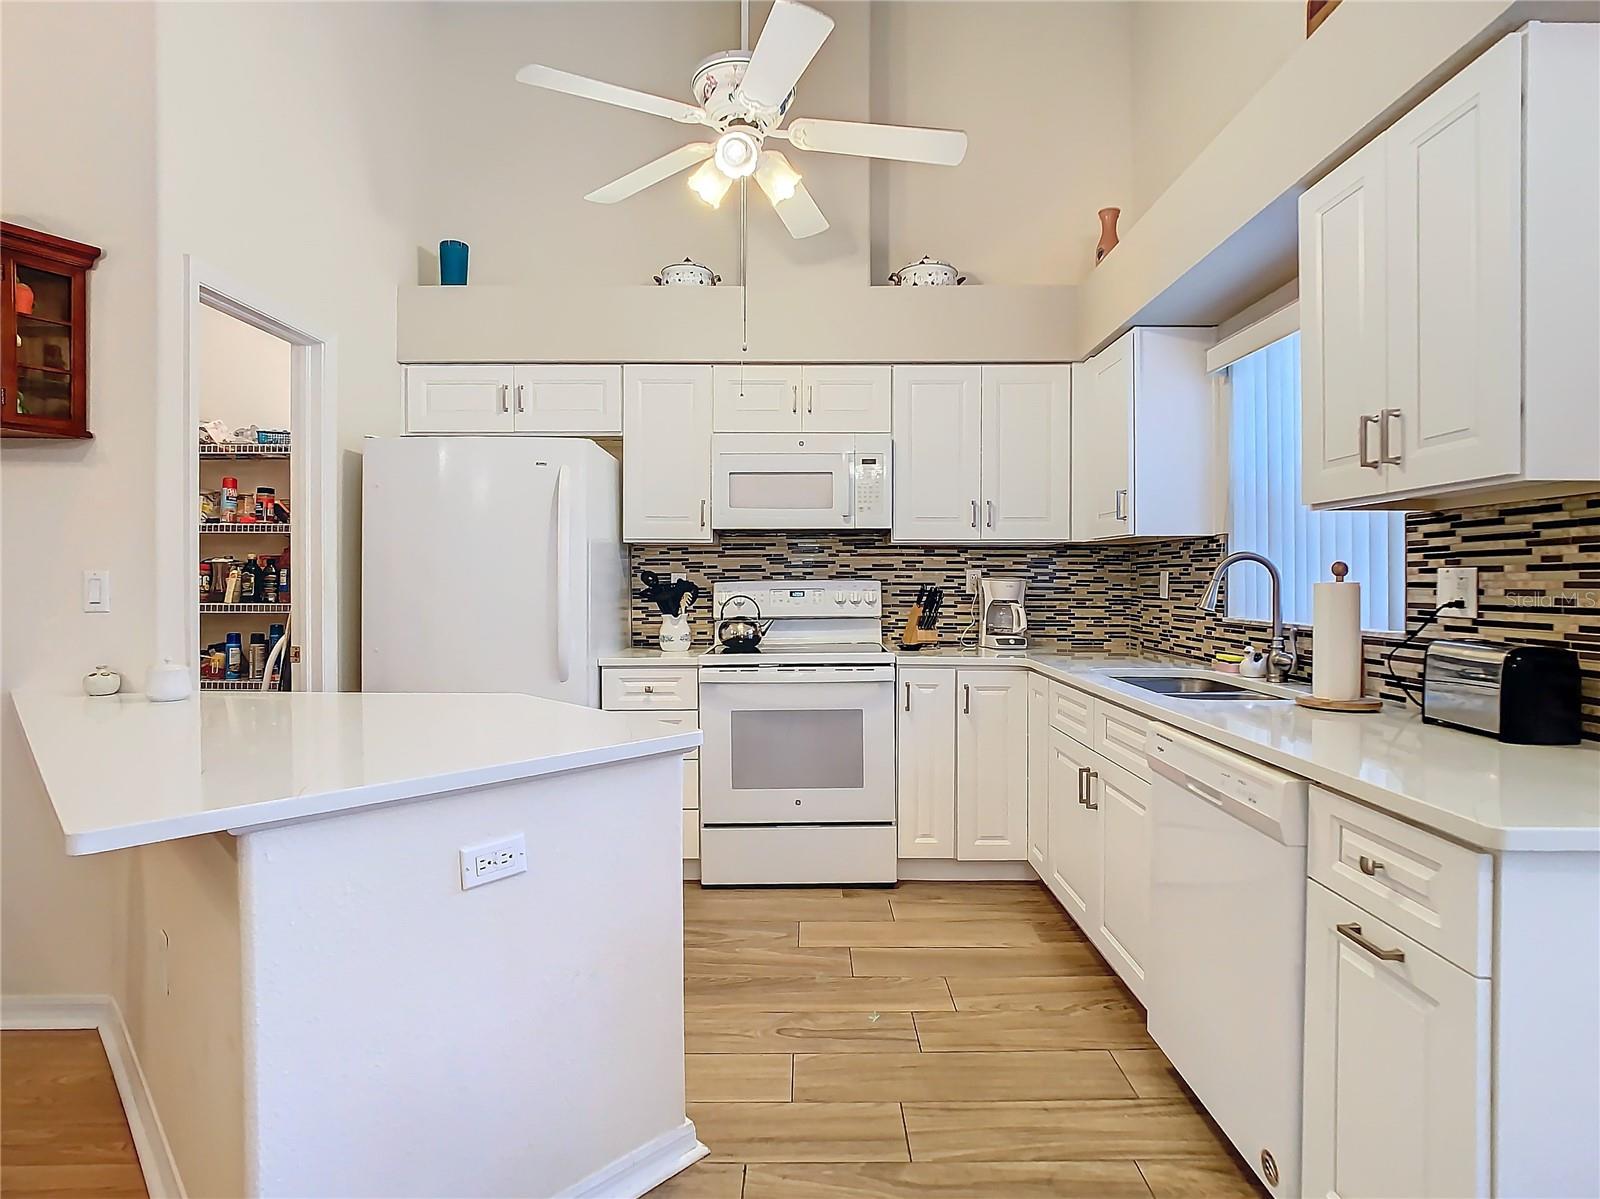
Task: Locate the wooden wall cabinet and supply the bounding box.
[2,223,101,440]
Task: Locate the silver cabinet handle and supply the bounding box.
[986,500,995,528]
[515,384,527,414]
[498,384,509,414]
[643,684,654,694]
[1113,489,1128,521]
[806,385,814,415]
[700,498,707,529]
[792,385,799,414]
[1337,922,1405,962]
[970,499,978,529]
[1379,408,1402,465]
[1358,414,1382,468]
[1358,855,1384,876]
[1077,765,1091,806]
[904,682,911,712]
[962,684,971,715]
[1084,770,1099,810]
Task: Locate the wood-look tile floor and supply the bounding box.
[1,1031,147,1199]
[655,881,1266,1199]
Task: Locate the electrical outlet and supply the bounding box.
[1435,567,1479,619]
[1158,570,1171,600]
[964,568,982,595]
[459,833,527,891]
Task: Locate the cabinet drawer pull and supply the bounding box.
[700,498,707,529]
[792,385,799,414]
[1358,413,1381,468]
[1358,855,1383,876]
[498,384,510,414]
[904,682,911,712]
[642,684,654,694]
[1077,765,1091,806]
[970,499,978,529]
[1379,408,1403,465]
[962,684,971,715]
[986,499,995,528]
[1113,489,1128,521]
[515,384,527,414]
[1336,921,1405,962]
[806,385,814,415]
[1084,769,1099,810]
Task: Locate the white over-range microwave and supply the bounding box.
[710,433,892,530]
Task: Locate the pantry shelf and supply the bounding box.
[200,522,290,534]
[200,443,290,458]
[200,602,291,615]
[200,679,277,692]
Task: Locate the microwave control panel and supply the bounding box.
[851,436,892,527]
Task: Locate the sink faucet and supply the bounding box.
[1198,551,1299,682]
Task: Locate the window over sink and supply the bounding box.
[1223,331,1405,633]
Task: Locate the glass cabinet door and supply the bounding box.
[12,262,76,425]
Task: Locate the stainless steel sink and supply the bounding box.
[1110,675,1289,700]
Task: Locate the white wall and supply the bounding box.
[1129,1,1304,217]
[1,0,157,1003]
[197,305,291,433]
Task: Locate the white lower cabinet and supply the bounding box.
[1026,674,1049,874]
[1302,879,1489,1199]
[1044,727,1098,928]
[600,665,700,860]
[1091,757,1151,1002]
[897,667,957,858]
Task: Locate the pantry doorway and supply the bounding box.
[168,257,337,692]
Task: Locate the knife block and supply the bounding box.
[899,604,941,648]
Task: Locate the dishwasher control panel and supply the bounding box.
[1148,725,1309,845]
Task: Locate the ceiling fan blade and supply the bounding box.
[516,64,708,125]
[584,143,715,203]
[738,0,835,110]
[772,179,829,239]
[783,118,968,166]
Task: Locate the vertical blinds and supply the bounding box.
[1227,332,1406,632]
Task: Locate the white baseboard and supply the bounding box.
[3,993,185,1199]
[682,862,701,881]
[896,859,1037,881]
[557,1118,708,1199]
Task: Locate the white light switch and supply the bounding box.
[83,570,111,613]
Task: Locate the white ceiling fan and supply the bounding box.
[515,0,968,239]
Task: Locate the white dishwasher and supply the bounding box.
[1147,723,1310,1198]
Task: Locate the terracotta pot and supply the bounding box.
[1095,207,1121,265]
[14,281,34,315]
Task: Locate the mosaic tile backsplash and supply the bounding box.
[628,491,1600,739]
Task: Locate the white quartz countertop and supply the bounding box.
[609,643,1600,852]
[14,690,702,856]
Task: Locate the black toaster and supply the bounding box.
[1422,639,1582,745]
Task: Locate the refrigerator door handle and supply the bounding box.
[555,464,574,684]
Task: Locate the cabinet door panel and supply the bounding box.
[1299,137,1390,506]
[511,365,621,434]
[803,365,891,432]
[713,365,803,432]
[981,366,1071,541]
[1094,759,1150,1003]
[892,366,982,542]
[1026,674,1049,875]
[898,667,957,858]
[1302,881,1489,1199]
[623,365,713,542]
[955,670,1028,860]
[1070,336,1132,540]
[405,366,514,433]
[1385,34,1522,494]
[1045,729,1099,929]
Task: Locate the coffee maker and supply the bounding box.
[979,577,1029,651]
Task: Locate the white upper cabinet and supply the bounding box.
[623,365,713,542]
[897,666,957,859]
[405,366,514,433]
[892,366,983,541]
[712,365,804,432]
[1300,137,1390,506]
[1071,328,1216,541]
[955,670,1029,861]
[511,365,621,435]
[981,366,1072,541]
[802,366,891,432]
[894,365,1070,543]
[1299,26,1599,508]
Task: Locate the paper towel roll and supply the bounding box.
[1312,579,1363,700]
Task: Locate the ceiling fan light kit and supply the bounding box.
[516,0,969,241]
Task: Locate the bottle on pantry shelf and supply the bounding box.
[249,633,267,681]
[255,486,275,522]
[220,476,239,522]
[224,565,243,604]
[239,557,258,602]
[224,632,243,680]
[278,561,289,603]
[267,623,286,688]
[259,555,278,603]
[199,562,211,603]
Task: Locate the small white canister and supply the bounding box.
[146,660,194,703]
[84,665,122,697]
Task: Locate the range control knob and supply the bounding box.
[834,593,847,605]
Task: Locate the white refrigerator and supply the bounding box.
[361,437,628,705]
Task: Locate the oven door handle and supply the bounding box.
[699,665,898,685]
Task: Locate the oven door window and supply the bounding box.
[730,709,865,791]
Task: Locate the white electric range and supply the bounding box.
[698,580,897,885]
